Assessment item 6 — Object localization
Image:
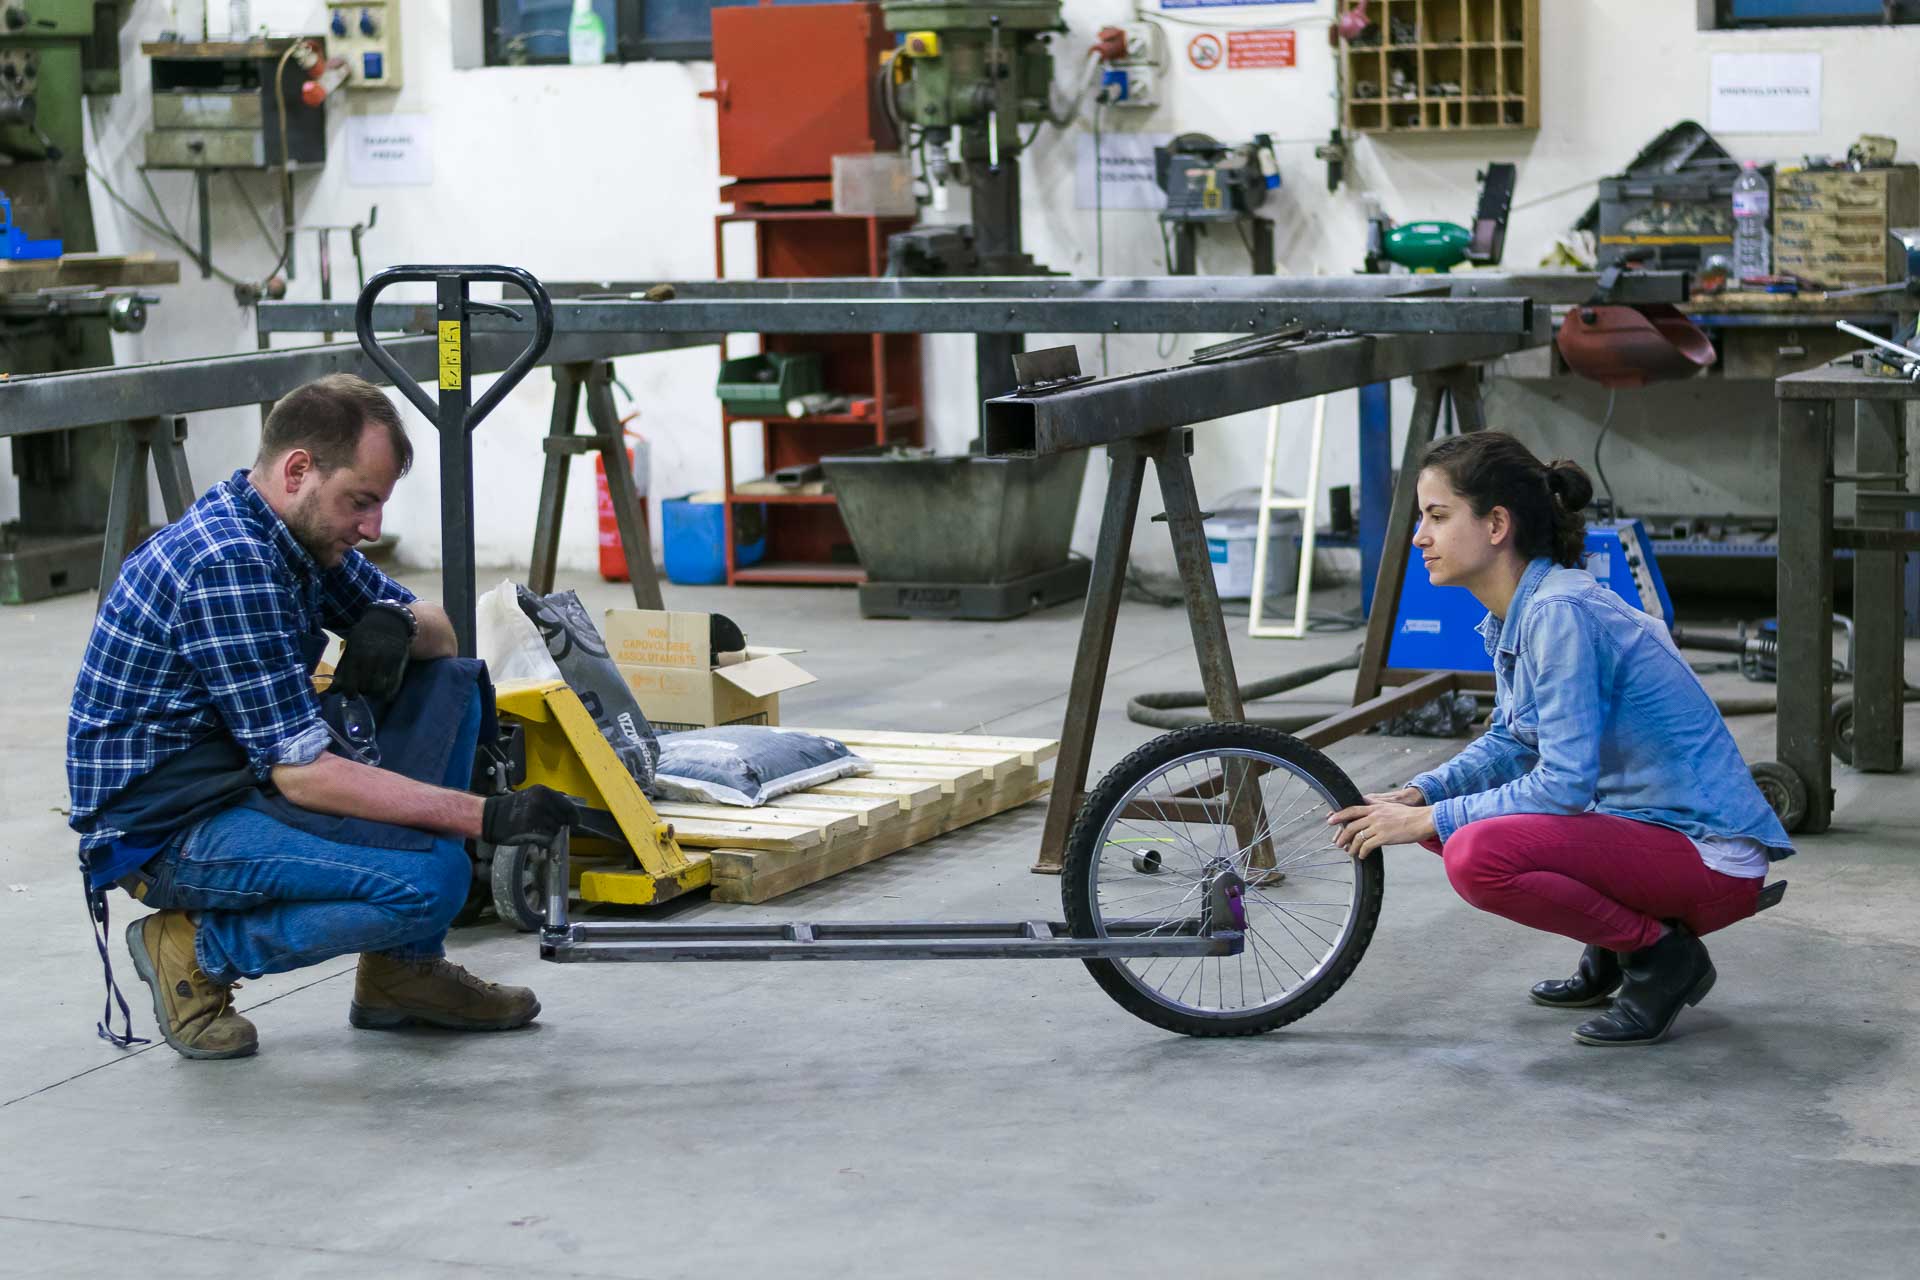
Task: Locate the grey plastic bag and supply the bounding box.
[651,727,868,808]
[515,586,659,786]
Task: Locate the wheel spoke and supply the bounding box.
[1078,736,1377,1025]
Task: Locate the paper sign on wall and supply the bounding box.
[1709,52,1821,135]
[347,114,434,186]
[1227,30,1296,69]
[1074,132,1173,211]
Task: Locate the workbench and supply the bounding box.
[1491,287,1919,614]
[1774,362,1919,834]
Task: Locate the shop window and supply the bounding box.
[1708,0,1920,27]
[483,0,841,65]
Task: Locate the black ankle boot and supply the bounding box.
[1530,945,1622,1008]
[1573,925,1716,1047]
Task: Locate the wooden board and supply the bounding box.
[641,728,1058,905]
[0,253,181,293]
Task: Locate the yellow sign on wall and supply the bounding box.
[437,321,462,390]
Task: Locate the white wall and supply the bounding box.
[32,0,1920,578]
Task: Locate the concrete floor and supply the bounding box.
[3,569,1917,1277]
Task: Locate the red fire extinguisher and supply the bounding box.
[595,416,650,582]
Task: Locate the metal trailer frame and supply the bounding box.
[9,265,1696,980]
[535,833,1249,962]
[1772,362,1920,833]
[979,338,1523,871]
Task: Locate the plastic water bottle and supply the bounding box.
[1733,161,1772,284]
[568,0,607,66]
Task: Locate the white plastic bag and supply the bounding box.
[476,579,563,684]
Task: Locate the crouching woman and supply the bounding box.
[1329,432,1792,1047]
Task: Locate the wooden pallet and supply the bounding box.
[650,728,1058,904]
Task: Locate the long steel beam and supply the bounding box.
[259,294,1537,338]
[0,330,718,438]
[982,329,1539,455]
[532,271,1689,305]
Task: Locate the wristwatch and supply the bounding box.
[371,598,418,641]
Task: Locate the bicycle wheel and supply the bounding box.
[1063,723,1384,1037]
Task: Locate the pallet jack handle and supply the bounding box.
[353,265,555,657]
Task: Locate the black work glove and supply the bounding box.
[330,600,416,702]
[482,785,581,847]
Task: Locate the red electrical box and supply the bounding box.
[708,2,895,198]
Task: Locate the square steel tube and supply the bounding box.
[261,295,1535,339]
[983,330,1539,456]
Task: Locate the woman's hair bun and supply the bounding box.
[1546,460,1594,513]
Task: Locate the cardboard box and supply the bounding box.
[604,609,815,733]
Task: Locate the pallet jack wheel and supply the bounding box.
[1830,695,1855,767]
[1749,761,1810,834]
[488,841,546,933]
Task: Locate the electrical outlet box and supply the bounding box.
[1102,66,1157,109]
[1118,22,1166,68]
[326,2,403,91]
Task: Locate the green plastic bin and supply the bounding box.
[715,352,824,417]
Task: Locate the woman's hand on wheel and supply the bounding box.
[1327,801,1437,860]
[1361,786,1427,807]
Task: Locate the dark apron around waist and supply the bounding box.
[96,656,495,877]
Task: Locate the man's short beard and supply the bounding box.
[285,486,338,563]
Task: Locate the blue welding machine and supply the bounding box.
[1386,518,1673,673]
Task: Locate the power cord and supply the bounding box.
[1593,387,1620,516]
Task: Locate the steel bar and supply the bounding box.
[98,416,197,600]
[0,330,717,439]
[262,294,1537,339]
[1297,672,1463,750]
[584,362,664,610]
[1851,398,1906,772]
[983,332,1535,456]
[528,366,585,596]
[1778,397,1836,833]
[436,274,479,658]
[530,271,1690,305]
[1832,528,1920,551]
[1034,440,1148,874]
[540,919,1240,962]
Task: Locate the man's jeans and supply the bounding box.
[141,688,482,986]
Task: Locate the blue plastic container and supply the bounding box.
[662,496,765,586]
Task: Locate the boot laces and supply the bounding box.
[187,968,241,1016]
[425,957,498,994]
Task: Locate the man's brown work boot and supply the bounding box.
[348,954,540,1031]
[124,911,258,1060]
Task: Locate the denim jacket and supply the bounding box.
[1408,557,1794,859]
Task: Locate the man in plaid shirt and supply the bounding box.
[69,374,576,1059]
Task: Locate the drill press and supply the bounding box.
[880,0,1063,401]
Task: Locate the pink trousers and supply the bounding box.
[1422,813,1763,952]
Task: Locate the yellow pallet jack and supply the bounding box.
[485,678,709,928]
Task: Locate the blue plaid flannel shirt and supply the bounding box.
[67,469,415,867]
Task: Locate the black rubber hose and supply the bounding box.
[1126,648,1363,731]
[1667,627,1920,716]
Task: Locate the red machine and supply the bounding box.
[706,2,897,208]
[702,2,924,585]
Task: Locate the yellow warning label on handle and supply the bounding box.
[437,321,463,390]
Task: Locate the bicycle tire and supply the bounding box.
[1063,723,1384,1037]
